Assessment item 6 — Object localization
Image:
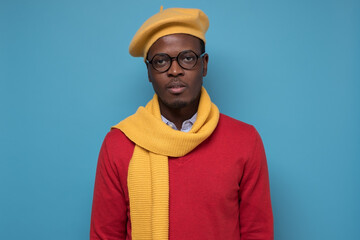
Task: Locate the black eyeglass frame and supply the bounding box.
[146,50,206,73]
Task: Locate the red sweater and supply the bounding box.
[90,114,273,240]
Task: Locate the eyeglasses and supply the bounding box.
[146,50,206,73]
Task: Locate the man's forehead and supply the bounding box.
[147,34,202,57]
[150,34,201,48]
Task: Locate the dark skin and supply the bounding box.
[146,34,209,130]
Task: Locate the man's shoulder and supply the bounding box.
[218,113,256,133]
[216,113,262,144]
[203,113,263,156]
[103,128,135,151]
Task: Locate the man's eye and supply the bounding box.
[181,54,196,63]
[154,59,167,66]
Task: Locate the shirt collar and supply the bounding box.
[161,113,197,132]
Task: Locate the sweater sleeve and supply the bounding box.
[90,135,128,240]
[238,127,274,240]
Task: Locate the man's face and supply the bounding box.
[146,34,208,110]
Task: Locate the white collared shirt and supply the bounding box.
[161,113,197,132]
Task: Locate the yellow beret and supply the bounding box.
[129,6,209,59]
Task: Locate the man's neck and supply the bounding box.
[159,98,199,130]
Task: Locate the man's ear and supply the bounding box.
[145,62,152,82]
[202,53,209,77]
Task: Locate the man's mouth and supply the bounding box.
[167,82,186,94]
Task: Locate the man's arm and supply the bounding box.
[90,136,128,240]
[239,127,274,240]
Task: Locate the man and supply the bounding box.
[91,7,273,240]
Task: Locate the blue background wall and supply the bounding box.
[1,0,359,239]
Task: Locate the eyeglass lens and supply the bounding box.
[151,51,199,72]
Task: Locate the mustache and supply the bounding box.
[166,78,187,88]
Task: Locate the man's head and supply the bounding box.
[129,7,209,112]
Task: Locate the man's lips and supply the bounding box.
[166,81,186,94]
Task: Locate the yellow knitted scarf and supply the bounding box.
[112,87,219,240]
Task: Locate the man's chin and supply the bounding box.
[165,100,188,109]
[158,93,201,111]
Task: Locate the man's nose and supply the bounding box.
[167,58,184,77]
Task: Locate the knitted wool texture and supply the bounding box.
[112,87,219,240]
